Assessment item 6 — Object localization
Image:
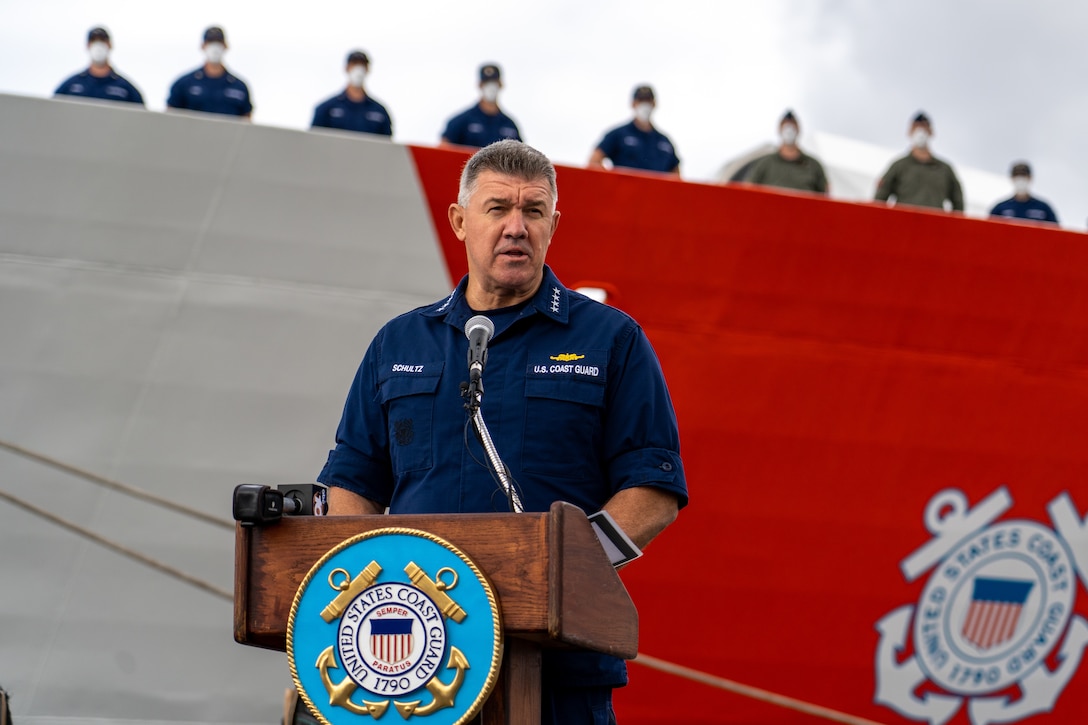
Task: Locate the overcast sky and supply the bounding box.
[3,0,1086,229]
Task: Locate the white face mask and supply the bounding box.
[480,81,500,103]
[634,102,653,123]
[204,42,226,65]
[1012,176,1031,196]
[780,124,799,146]
[88,41,110,65]
[347,66,367,88]
[911,128,930,149]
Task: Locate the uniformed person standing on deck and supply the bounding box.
[440,63,522,148]
[167,26,253,118]
[744,110,828,194]
[311,50,393,137]
[874,112,963,211]
[54,26,144,106]
[989,161,1059,225]
[589,85,681,175]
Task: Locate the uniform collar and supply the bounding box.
[423,264,570,334]
[194,68,234,81]
[81,69,119,80]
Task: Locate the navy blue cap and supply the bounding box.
[479,63,501,82]
[87,27,110,43]
[346,50,370,67]
[203,26,226,44]
[633,85,655,101]
[1010,161,1032,177]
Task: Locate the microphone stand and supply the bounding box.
[463,381,523,513]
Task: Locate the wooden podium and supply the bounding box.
[234,501,638,724]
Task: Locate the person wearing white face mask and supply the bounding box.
[875,111,963,211]
[167,26,253,118]
[989,162,1059,225]
[589,85,680,175]
[441,63,522,148]
[55,26,144,105]
[743,110,828,194]
[311,50,393,137]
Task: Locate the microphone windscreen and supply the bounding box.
[465,315,495,341]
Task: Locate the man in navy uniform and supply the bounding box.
[54,27,144,105]
[440,63,522,148]
[989,161,1059,225]
[319,140,686,724]
[167,26,252,118]
[311,50,393,137]
[589,85,680,175]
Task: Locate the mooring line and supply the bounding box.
[633,653,889,725]
[0,438,233,529]
[0,487,232,601]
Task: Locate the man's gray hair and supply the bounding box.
[457,140,558,208]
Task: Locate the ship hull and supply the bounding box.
[2,94,1087,724]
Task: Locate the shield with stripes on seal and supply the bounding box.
[370,617,414,666]
[961,577,1034,651]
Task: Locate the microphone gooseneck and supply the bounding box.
[459,315,522,512]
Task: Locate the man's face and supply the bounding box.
[448,170,559,305]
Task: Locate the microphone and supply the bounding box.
[465,315,495,385]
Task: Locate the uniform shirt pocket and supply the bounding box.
[377,363,443,475]
[523,351,608,481]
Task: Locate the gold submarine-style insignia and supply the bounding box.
[316,561,471,719]
[549,353,585,362]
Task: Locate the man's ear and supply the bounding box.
[448,203,467,241]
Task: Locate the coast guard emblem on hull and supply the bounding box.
[288,529,502,725]
[874,487,1088,725]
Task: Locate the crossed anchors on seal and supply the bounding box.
[315,560,470,719]
[874,487,1088,725]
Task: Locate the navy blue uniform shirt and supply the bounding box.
[319,265,687,687]
[990,196,1059,225]
[55,69,144,105]
[441,103,521,148]
[167,67,252,116]
[311,91,392,137]
[595,120,680,173]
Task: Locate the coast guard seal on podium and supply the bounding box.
[287,528,503,724]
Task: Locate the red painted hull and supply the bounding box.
[410,146,1088,724]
